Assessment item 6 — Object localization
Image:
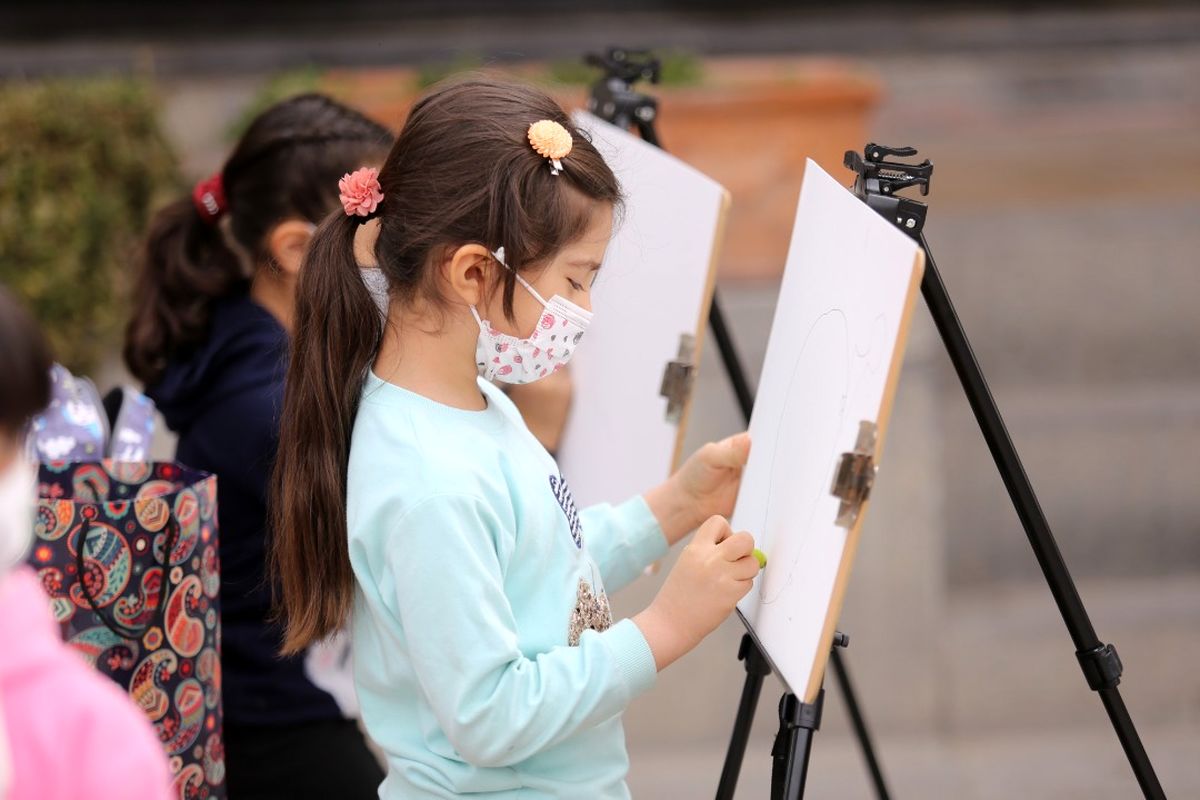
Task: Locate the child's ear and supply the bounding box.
[266,219,317,277]
[444,244,496,308]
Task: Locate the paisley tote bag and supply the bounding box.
[28,461,225,800]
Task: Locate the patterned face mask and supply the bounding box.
[473,248,593,385]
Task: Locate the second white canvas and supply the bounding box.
[557,112,729,509]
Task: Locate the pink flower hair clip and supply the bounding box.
[527,120,573,176]
[339,167,384,217]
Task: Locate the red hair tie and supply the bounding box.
[191,172,226,224]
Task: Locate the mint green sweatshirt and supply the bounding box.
[346,372,669,798]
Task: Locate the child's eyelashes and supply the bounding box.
[567,278,585,291]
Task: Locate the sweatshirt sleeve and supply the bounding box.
[580,496,669,593]
[387,493,657,769]
[79,664,173,800]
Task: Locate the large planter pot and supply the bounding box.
[320,68,420,129]
[322,57,881,281]
[321,66,581,127]
[650,59,882,281]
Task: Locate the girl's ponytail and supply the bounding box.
[124,191,244,385]
[270,213,380,655]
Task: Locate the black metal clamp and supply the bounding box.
[1077,643,1124,691]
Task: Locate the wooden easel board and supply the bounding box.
[734,159,925,702]
[557,111,730,508]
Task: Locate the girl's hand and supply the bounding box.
[633,515,758,670]
[676,432,751,522]
[645,432,751,546]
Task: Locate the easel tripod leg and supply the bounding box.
[716,634,771,800]
[829,647,891,799]
[707,292,756,420]
[917,237,1165,800]
[844,144,1166,798]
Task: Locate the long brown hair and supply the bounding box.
[0,287,52,439]
[124,93,393,385]
[271,77,622,654]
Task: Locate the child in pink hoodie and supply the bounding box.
[0,287,169,800]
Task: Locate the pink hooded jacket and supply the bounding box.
[0,566,170,800]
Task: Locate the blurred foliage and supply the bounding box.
[656,51,705,86]
[227,65,323,141]
[416,54,486,89]
[414,49,703,92]
[0,77,180,373]
[547,50,704,87]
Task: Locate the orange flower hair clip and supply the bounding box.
[527,120,573,176]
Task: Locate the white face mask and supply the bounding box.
[473,248,593,385]
[0,457,37,581]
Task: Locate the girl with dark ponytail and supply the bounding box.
[125,94,393,799]
[271,77,758,799]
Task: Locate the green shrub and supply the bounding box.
[0,77,180,373]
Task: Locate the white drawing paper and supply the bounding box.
[735,159,924,699]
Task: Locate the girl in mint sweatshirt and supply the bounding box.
[270,78,759,799]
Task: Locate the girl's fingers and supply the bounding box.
[731,554,761,581]
[696,515,732,546]
[717,530,755,561]
[705,432,751,470]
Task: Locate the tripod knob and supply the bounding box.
[865,143,918,160]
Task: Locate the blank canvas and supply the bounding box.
[557,111,730,508]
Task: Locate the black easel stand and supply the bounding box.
[584,47,891,800]
[843,144,1166,799]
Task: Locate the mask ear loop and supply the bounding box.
[491,249,593,325]
[491,247,552,308]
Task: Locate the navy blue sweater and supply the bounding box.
[148,294,345,727]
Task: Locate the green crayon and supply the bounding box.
[752,548,768,570]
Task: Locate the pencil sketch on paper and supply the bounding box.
[733,159,924,698]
